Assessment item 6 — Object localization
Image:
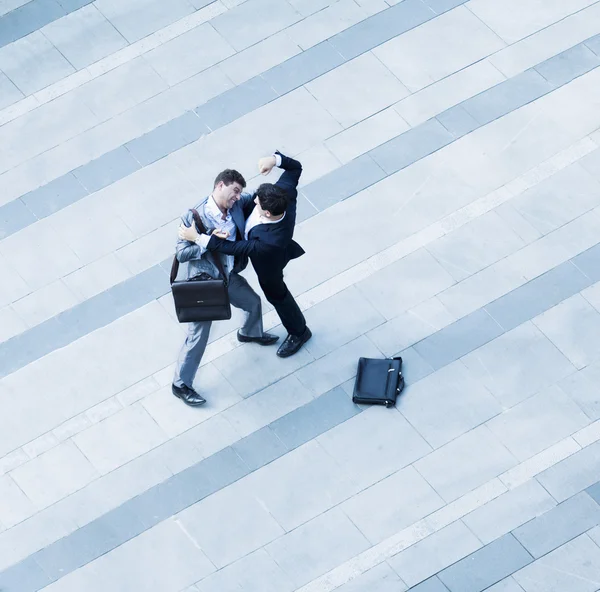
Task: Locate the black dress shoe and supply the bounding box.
[237,331,279,346]
[172,384,206,406]
[277,327,312,358]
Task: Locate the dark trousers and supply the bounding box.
[260,274,306,337]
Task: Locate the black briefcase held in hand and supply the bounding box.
[170,209,232,323]
[352,357,405,408]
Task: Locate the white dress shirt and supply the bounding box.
[194,195,236,271]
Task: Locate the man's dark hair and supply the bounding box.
[255,183,289,216]
[214,169,246,189]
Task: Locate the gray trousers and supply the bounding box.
[173,272,263,389]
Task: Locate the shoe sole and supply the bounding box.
[238,334,279,346]
[276,330,312,358]
[172,389,206,407]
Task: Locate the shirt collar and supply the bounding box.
[206,195,230,221]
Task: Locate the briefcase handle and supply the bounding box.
[170,209,228,285]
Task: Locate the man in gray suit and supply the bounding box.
[172,168,278,407]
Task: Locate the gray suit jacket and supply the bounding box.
[175,193,251,281]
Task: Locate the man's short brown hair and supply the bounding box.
[214,169,246,189]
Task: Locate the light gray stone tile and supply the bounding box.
[399,360,502,448]
[0,305,27,342]
[42,4,127,69]
[508,163,600,235]
[559,360,600,421]
[286,0,369,50]
[389,521,482,588]
[270,387,360,451]
[10,441,99,509]
[318,405,431,490]
[486,578,525,592]
[142,367,241,438]
[373,6,505,92]
[0,69,23,109]
[93,0,197,42]
[486,384,590,461]
[305,52,409,128]
[196,548,295,592]
[71,56,168,121]
[427,211,526,282]
[12,278,79,328]
[21,432,59,458]
[394,59,505,127]
[536,440,600,502]
[41,518,215,592]
[513,492,600,558]
[74,403,169,474]
[214,329,314,398]
[463,480,556,545]
[341,465,444,544]
[295,142,343,188]
[461,322,576,408]
[338,562,407,592]
[245,440,360,531]
[303,285,385,359]
[0,501,79,573]
[178,480,285,568]
[415,425,517,502]
[0,448,29,476]
[265,507,371,588]
[533,294,600,370]
[357,248,456,320]
[325,106,410,164]
[145,23,235,86]
[219,31,301,86]
[328,0,433,61]
[222,374,315,438]
[514,533,600,592]
[0,474,35,527]
[413,308,504,371]
[0,30,75,95]
[436,257,528,320]
[212,0,301,52]
[468,0,598,45]
[438,533,532,592]
[295,335,382,396]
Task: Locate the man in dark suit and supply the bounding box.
[179,151,311,358]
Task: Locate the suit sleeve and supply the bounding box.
[275,151,302,202]
[206,234,275,257]
[176,210,205,262]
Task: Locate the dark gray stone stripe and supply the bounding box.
[0,387,361,592]
[0,0,468,240]
[413,490,600,591]
[302,37,600,208]
[3,236,600,590]
[1,39,599,379]
[0,0,93,49]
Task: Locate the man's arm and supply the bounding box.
[274,151,302,201]
[176,211,207,262]
[206,234,274,257]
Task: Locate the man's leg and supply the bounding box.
[260,274,311,357]
[228,273,278,345]
[172,320,211,406]
[260,275,306,336]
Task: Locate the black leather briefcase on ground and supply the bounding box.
[170,209,232,323]
[352,356,405,407]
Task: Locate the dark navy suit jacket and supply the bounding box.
[206,151,304,284]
